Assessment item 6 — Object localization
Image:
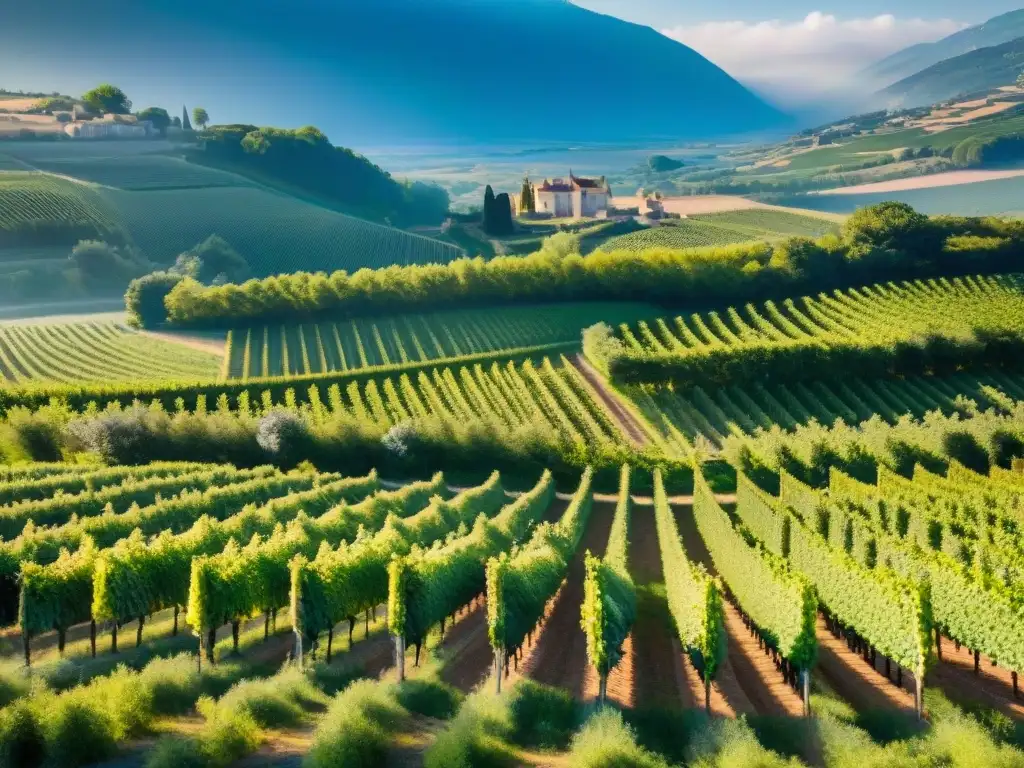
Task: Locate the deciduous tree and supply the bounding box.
[82,84,131,115]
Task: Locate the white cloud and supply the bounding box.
[661,12,967,101]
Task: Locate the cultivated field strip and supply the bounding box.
[224,303,654,380]
[744,464,1024,715]
[103,185,463,271]
[599,208,837,251]
[618,274,1022,355]
[310,356,624,446]
[15,469,380,658]
[0,459,208,507]
[24,154,254,191]
[625,368,1024,456]
[0,171,119,236]
[0,320,222,385]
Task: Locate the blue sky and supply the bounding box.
[574,0,1019,26]
[574,1,1023,103]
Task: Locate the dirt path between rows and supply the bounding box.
[814,617,916,715]
[673,501,803,717]
[626,503,732,713]
[571,354,649,447]
[929,636,1024,720]
[520,500,617,699]
[437,498,570,694]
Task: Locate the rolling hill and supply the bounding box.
[1,0,788,145]
[864,9,1024,89]
[880,36,1024,107]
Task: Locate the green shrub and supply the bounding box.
[568,709,668,768]
[508,680,579,749]
[685,715,797,767]
[397,679,463,720]
[38,693,118,767]
[306,680,406,768]
[194,695,261,767]
[0,662,30,708]
[138,654,203,715]
[0,701,45,768]
[424,689,514,768]
[144,736,207,768]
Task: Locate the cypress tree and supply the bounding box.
[182,105,193,131]
[520,177,534,215]
[494,193,514,235]
[483,185,496,234]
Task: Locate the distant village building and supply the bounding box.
[533,173,611,218]
[64,113,153,139]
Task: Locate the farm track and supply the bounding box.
[520,499,617,699]
[813,617,916,715]
[928,637,1024,721]
[673,501,802,716]
[571,353,649,446]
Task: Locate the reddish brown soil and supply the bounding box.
[571,354,649,447]
[929,636,1024,720]
[625,502,730,712]
[520,500,617,699]
[437,600,492,692]
[673,502,803,717]
[814,617,916,714]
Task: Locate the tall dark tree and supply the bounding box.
[520,177,535,214]
[494,193,514,235]
[182,105,193,131]
[483,185,496,233]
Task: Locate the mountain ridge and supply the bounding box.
[0,0,788,146]
[863,9,1024,88]
[879,34,1024,107]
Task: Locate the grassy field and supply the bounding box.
[224,302,657,380]
[598,208,838,251]
[0,320,222,385]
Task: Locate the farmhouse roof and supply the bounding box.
[537,172,610,193]
[570,172,606,190]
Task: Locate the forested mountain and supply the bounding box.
[0,0,787,145]
[863,9,1024,88]
[879,36,1024,107]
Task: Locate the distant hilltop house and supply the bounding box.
[64,113,154,139]
[531,173,611,218]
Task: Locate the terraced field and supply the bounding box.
[599,207,838,251]
[0,320,222,385]
[224,302,656,380]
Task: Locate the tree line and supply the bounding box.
[138,202,1024,329]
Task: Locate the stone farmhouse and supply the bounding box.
[533,173,611,218]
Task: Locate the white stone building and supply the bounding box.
[534,173,611,218]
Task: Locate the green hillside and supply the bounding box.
[223,302,657,380]
[0,142,463,306]
[864,9,1024,87]
[881,36,1024,107]
[101,185,461,271]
